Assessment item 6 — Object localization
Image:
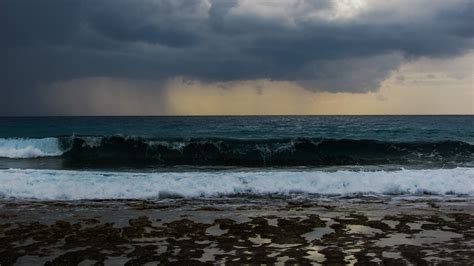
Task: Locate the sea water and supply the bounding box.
[0,116,472,200]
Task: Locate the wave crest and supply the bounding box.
[0,138,63,158]
[62,136,473,167]
[0,136,472,167]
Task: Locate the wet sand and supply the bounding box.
[1,196,473,265]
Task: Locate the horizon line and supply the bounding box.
[1,114,473,118]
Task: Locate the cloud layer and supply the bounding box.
[1,0,473,114]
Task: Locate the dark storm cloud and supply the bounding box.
[1,0,473,114]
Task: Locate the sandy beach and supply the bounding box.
[1,196,473,265]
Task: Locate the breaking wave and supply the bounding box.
[0,168,472,200]
[0,138,63,158]
[0,136,472,167]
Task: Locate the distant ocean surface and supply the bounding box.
[0,116,473,200]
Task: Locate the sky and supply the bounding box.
[1,0,473,115]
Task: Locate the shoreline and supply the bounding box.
[1,196,473,265]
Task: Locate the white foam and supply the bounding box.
[0,168,472,200]
[0,138,64,158]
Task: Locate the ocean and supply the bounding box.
[2,116,474,264]
[0,115,472,200]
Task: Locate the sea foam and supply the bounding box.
[0,168,472,200]
[0,138,63,158]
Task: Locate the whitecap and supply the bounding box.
[0,168,472,200]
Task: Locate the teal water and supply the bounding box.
[0,116,472,169]
[0,116,473,199]
[0,116,473,142]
